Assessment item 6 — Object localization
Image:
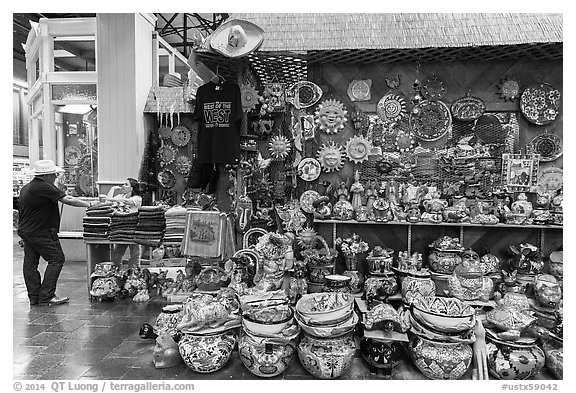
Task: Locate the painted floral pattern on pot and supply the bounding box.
[486,340,545,380]
[238,329,298,377]
[178,330,236,373]
[408,334,472,380]
[298,332,356,379]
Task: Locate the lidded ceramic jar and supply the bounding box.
[332,200,355,221]
[408,333,473,380]
[178,329,236,373]
[428,237,464,274]
[297,332,356,379]
[238,325,300,378]
[448,260,494,301]
[324,274,352,293]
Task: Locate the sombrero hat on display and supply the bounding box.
[209,19,264,58]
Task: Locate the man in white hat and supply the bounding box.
[18,160,97,306]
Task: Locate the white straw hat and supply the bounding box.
[34,159,65,175]
[209,19,264,58]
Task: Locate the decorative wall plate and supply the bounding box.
[421,75,447,101]
[520,83,561,125]
[496,77,520,102]
[64,145,82,165]
[409,100,452,141]
[315,99,348,134]
[297,157,322,181]
[347,79,372,102]
[395,130,416,152]
[317,141,345,172]
[157,143,177,166]
[377,94,407,122]
[286,81,323,109]
[240,83,260,112]
[345,135,373,164]
[300,190,321,214]
[537,167,562,194]
[78,173,94,194]
[451,94,486,121]
[171,125,191,146]
[175,155,192,175]
[158,126,173,139]
[268,135,292,160]
[158,169,176,189]
[527,131,562,162]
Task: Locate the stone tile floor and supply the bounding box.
[12,232,556,381]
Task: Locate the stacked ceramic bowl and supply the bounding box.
[295,292,357,379]
[407,296,475,380]
[238,303,300,378]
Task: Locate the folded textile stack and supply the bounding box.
[134,205,166,246]
[163,206,188,246]
[108,211,139,242]
[83,202,114,240]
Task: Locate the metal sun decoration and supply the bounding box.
[317,141,345,172]
[240,83,260,112]
[268,135,292,160]
[314,99,348,134]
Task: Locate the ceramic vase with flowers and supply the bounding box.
[335,233,369,293]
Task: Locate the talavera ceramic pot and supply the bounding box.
[298,332,356,379]
[428,250,462,274]
[178,330,236,373]
[408,334,473,380]
[542,339,563,379]
[401,271,436,305]
[360,338,403,374]
[486,338,545,380]
[238,327,299,378]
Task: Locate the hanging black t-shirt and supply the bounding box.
[194,81,243,164]
[18,177,66,235]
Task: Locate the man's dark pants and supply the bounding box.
[18,230,65,304]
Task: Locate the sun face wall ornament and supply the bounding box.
[240,83,260,112]
[315,99,348,134]
[496,77,520,102]
[377,94,408,123]
[345,135,373,164]
[317,141,345,172]
[157,143,177,166]
[268,135,292,160]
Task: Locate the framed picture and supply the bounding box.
[501,154,540,192]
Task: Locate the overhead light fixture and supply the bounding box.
[56,104,93,115]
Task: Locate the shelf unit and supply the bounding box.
[314,219,562,255]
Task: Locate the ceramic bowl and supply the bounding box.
[295,309,358,338]
[242,305,294,335]
[411,296,475,334]
[296,292,354,324]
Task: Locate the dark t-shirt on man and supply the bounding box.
[18,177,66,235]
[194,81,243,164]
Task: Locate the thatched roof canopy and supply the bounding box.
[197,13,562,84]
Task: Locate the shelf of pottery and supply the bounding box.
[126,225,562,380]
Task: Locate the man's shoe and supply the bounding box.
[39,296,70,306]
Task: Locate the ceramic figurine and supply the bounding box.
[287,261,309,305]
[422,190,448,223]
[153,331,182,369]
[360,338,403,376]
[479,253,501,276]
[533,274,562,309]
[312,196,332,220]
[408,334,473,380]
[178,330,236,373]
[484,292,537,342]
[447,260,494,302]
[365,181,378,220]
[509,193,533,225]
[350,170,365,211]
[355,205,369,222]
[508,243,544,275]
[497,269,527,295]
[364,276,398,308]
[405,201,421,223]
[298,332,356,379]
